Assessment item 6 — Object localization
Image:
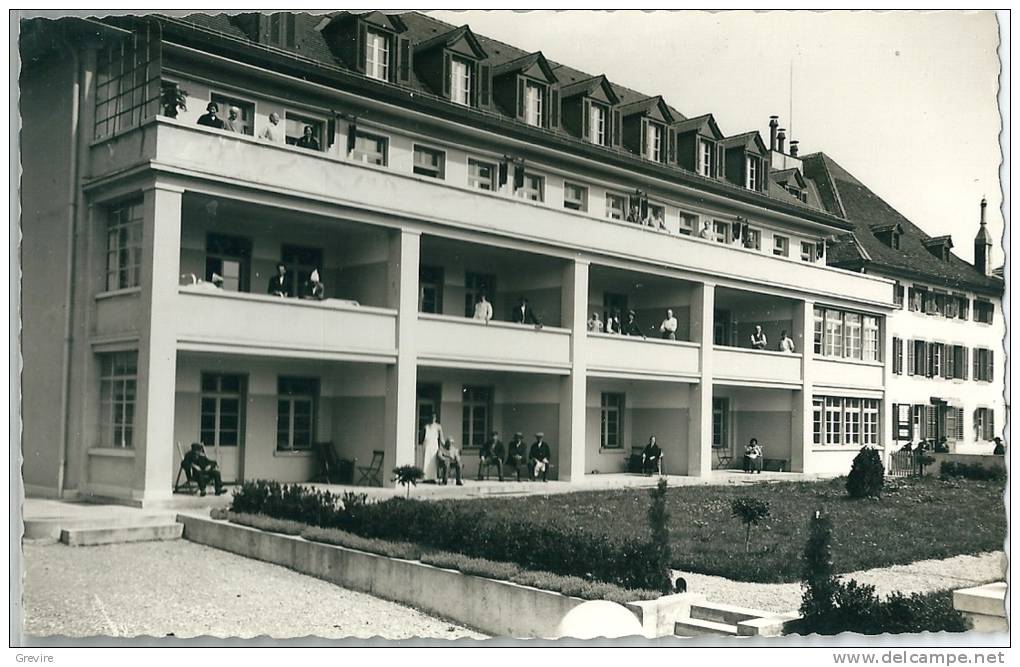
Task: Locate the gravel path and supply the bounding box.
[22,540,485,640]
[675,551,1006,614]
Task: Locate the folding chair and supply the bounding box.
[311,441,347,484]
[173,441,199,494]
[356,450,385,487]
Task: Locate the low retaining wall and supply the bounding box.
[953,582,1007,633]
[178,514,695,639]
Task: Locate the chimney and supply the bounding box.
[789,140,799,157]
[777,128,786,153]
[769,116,779,151]
[974,197,993,275]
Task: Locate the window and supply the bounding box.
[647,203,665,227]
[742,227,761,251]
[515,173,544,202]
[268,12,296,48]
[285,112,324,151]
[824,397,842,446]
[929,342,943,378]
[524,81,544,127]
[713,220,731,244]
[844,398,861,446]
[974,407,995,441]
[678,211,697,236]
[974,300,994,324]
[205,233,251,292]
[745,156,759,190]
[773,235,789,257]
[276,377,317,451]
[418,266,444,314]
[468,159,496,191]
[973,348,994,382]
[812,399,823,445]
[210,93,255,135]
[351,131,388,166]
[698,139,715,176]
[823,310,843,357]
[957,296,970,320]
[800,241,815,262]
[461,386,493,449]
[99,351,137,448]
[106,200,143,291]
[893,283,904,307]
[950,345,968,380]
[892,337,903,374]
[813,307,824,354]
[563,182,588,212]
[912,405,925,440]
[908,286,924,312]
[862,399,879,446]
[95,36,160,139]
[281,245,324,298]
[464,272,495,318]
[589,103,607,146]
[451,57,472,106]
[862,316,880,362]
[413,145,445,179]
[600,393,624,449]
[944,293,959,319]
[645,122,663,162]
[365,29,391,81]
[605,193,627,220]
[200,373,244,449]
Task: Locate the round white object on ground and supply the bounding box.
[555,600,643,639]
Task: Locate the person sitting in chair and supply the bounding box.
[437,437,463,486]
[506,432,528,482]
[743,438,763,474]
[182,442,225,496]
[641,436,663,476]
[478,430,505,481]
[529,433,551,482]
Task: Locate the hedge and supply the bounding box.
[230,479,663,590]
[939,461,1006,482]
[300,525,423,560]
[227,511,306,535]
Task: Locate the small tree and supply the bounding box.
[392,465,424,498]
[846,447,885,498]
[646,477,672,594]
[160,84,188,118]
[798,510,838,627]
[730,497,771,553]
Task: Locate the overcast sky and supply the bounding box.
[429,10,1004,267]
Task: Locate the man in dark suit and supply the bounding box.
[529,433,551,482]
[511,297,542,327]
[641,436,663,475]
[621,310,645,337]
[506,432,527,482]
[478,430,505,481]
[267,262,290,297]
[182,443,225,496]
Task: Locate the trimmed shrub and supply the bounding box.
[230,480,345,526]
[301,525,423,561]
[421,551,522,580]
[846,447,885,498]
[209,507,229,520]
[939,461,1006,482]
[227,511,306,535]
[508,569,659,603]
[647,478,673,594]
[877,590,970,634]
[392,465,425,497]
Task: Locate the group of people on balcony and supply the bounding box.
[471,294,543,328]
[421,415,553,484]
[267,263,326,300]
[587,308,679,340]
[625,206,668,231]
[197,102,320,150]
[750,326,796,353]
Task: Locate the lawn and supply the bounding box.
[456,476,1006,583]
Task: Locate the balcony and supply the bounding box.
[94,288,143,341]
[811,357,884,390]
[587,334,700,381]
[713,347,802,387]
[175,288,398,362]
[416,314,571,373]
[88,118,896,307]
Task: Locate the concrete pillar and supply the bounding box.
[383,229,420,485]
[133,183,183,505]
[881,311,893,456]
[791,299,815,473]
[687,282,714,477]
[558,258,589,481]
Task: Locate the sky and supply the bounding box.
[429,10,1005,268]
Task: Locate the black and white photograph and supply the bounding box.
[10,7,1009,657]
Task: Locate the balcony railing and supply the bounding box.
[811,356,884,390]
[87,118,897,308]
[417,313,571,373]
[94,288,143,341]
[587,333,700,381]
[713,347,802,387]
[175,288,398,362]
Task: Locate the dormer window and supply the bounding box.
[871,222,903,250]
[524,81,544,127]
[451,57,473,106]
[922,235,953,261]
[365,29,391,81]
[645,121,664,162]
[699,139,716,176]
[745,156,760,190]
[268,13,296,48]
[589,102,607,145]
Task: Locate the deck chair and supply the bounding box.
[174,441,199,494]
[356,450,385,487]
[311,441,343,484]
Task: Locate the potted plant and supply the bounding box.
[161,84,188,119]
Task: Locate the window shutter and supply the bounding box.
[972,348,979,381]
[398,37,412,83]
[513,158,526,190]
[442,51,452,99]
[923,341,932,377]
[892,337,901,374]
[907,340,914,376]
[716,144,725,178]
[640,120,647,158]
[582,99,591,141]
[944,344,953,379]
[357,22,368,72]
[988,410,995,441]
[891,403,899,440]
[668,128,676,163]
[611,109,622,147]
[516,76,526,120]
[945,407,956,441]
[326,118,336,148]
[962,347,969,380]
[987,350,994,381]
[479,63,490,107]
[549,87,559,129]
[346,120,357,154]
[498,159,508,187]
[955,407,964,440]
[760,157,769,192]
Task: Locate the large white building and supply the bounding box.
[19,12,1000,506]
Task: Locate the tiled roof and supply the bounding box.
[802,152,1003,294]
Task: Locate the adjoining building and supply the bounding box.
[18,11,996,506]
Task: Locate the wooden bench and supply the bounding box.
[762,458,789,472]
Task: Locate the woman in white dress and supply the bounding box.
[421,413,444,482]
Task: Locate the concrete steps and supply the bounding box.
[25,512,178,540]
[674,617,739,637]
[689,602,769,626]
[59,521,184,546]
[673,601,792,638]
